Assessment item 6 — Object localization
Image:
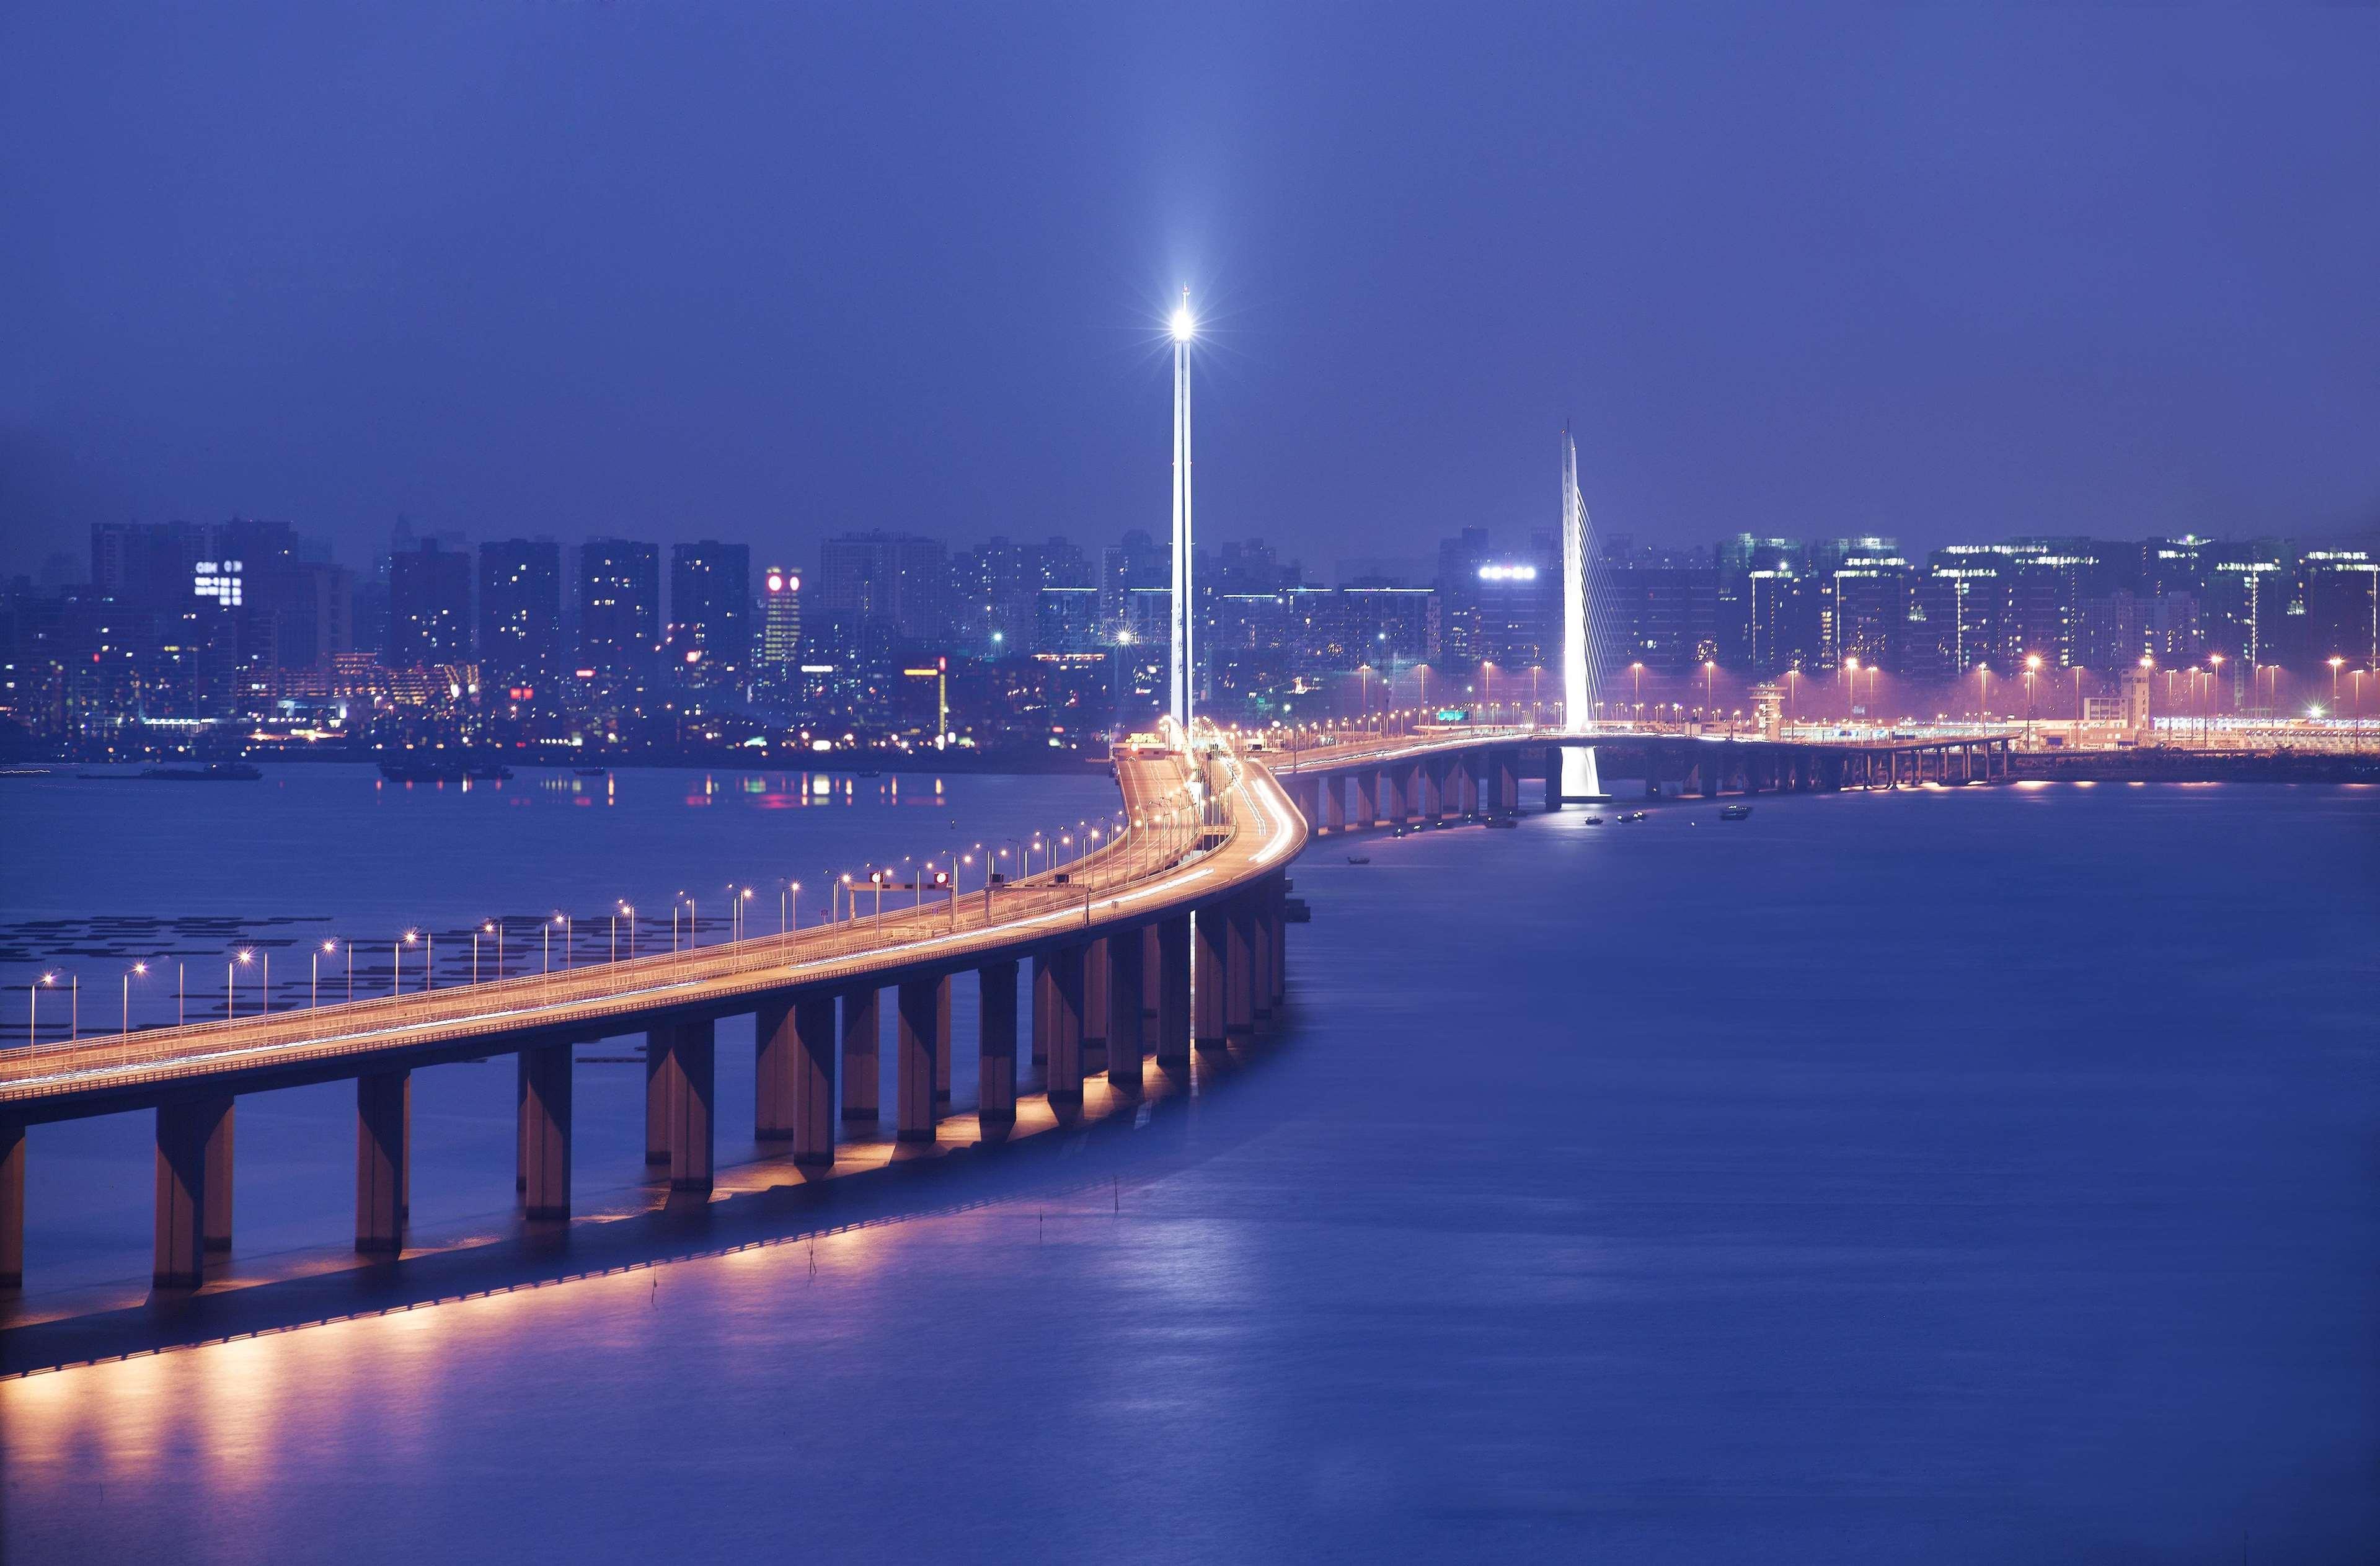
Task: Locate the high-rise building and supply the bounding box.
[816,532,951,644]
[577,538,661,676]
[1602,542,1719,675]
[754,566,803,692]
[477,540,564,689]
[668,541,751,689]
[387,541,473,668]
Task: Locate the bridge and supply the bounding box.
[0,719,2015,1296]
[1263,722,2019,825]
[0,725,1300,1291]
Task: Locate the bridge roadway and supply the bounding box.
[1261,722,2018,826]
[0,730,1302,1291]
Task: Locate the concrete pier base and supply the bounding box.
[203,1100,234,1252]
[1107,932,1144,1089]
[1321,778,1345,832]
[1157,916,1192,1068]
[520,1043,573,1219]
[0,1120,20,1290]
[756,997,797,1141]
[1042,943,1086,1107]
[977,959,1019,1133]
[154,1095,229,1287]
[782,995,837,1166]
[840,986,880,1125]
[1141,924,1161,1024]
[643,1025,671,1166]
[896,976,947,1144]
[660,1019,715,1193]
[1193,907,1228,1051]
[355,1071,409,1254]
[1226,900,1255,1038]
[935,976,953,1106]
[1082,936,1110,1076]
[1353,772,1379,826]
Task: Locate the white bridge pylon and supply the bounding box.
[1559,429,1608,801]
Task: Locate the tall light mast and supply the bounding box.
[1170,289,1195,731]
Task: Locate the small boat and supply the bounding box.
[1484,816,1518,829]
[1583,815,1605,826]
[1619,810,1648,823]
[1345,854,1371,865]
[1720,804,1753,821]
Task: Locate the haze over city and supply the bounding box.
[5,5,2376,577]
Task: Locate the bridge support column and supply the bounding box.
[521,1043,573,1219]
[1041,944,1086,1107]
[1352,771,1378,827]
[644,1026,671,1166]
[1321,777,1345,832]
[1193,908,1229,1051]
[1157,916,1192,1068]
[896,976,948,1144]
[1544,746,1562,811]
[978,960,1019,1135]
[1107,932,1144,1089]
[1495,751,1519,811]
[756,998,797,1143]
[1250,890,1275,1027]
[1271,877,1288,1009]
[204,1100,234,1252]
[0,1120,20,1290]
[840,987,880,1125]
[355,1070,408,1255]
[1701,755,1721,798]
[661,1019,715,1193]
[1141,925,1161,1025]
[1378,768,1405,825]
[1082,937,1110,1076]
[936,976,953,1107]
[154,1095,229,1287]
[1226,899,1255,1038]
[515,1054,529,1191]
[1418,759,1443,821]
[1032,953,1055,1066]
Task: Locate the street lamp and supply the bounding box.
[122,961,149,1037]
[232,949,254,1018]
[314,939,338,1008]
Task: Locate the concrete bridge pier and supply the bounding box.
[1379,768,1407,826]
[841,987,880,1125]
[896,976,948,1144]
[1353,771,1379,828]
[1270,878,1287,1012]
[1419,758,1444,821]
[1226,900,1256,1040]
[1543,746,1562,812]
[759,996,836,1164]
[355,1069,409,1254]
[154,1094,230,1287]
[1495,750,1520,812]
[644,1025,672,1166]
[660,1019,715,1193]
[1321,777,1345,832]
[1041,944,1086,1107]
[1192,908,1228,1051]
[1249,891,1275,1029]
[1141,925,1161,1026]
[977,960,1019,1135]
[0,1120,21,1290]
[1107,932,1144,1089]
[204,1100,234,1252]
[1157,916,1192,1068]
[520,1043,573,1219]
[1082,937,1110,1076]
[1031,953,1055,1066]
[934,975,953,1106]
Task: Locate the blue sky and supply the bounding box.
[3,3,2374,575]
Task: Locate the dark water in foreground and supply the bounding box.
[3,771,2376,1562]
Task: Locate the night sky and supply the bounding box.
[3,4,2374,577]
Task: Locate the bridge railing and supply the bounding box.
[0,743,1228,1100]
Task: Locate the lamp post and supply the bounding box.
[122,961,148,1037]
[314,939,337,1008]
[30,971,56,1047]
[1169,288,1196,730]
[232,950,253,1019]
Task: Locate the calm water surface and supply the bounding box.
[2,770,2374,1562]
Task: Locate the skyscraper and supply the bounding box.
[577,539,661,676]
[754,565,803,694]
[387,541,473,668]
[668,541,751,688]
[477,540,563,689]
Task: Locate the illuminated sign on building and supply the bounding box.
[1477,564,1538,582]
